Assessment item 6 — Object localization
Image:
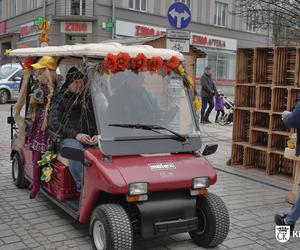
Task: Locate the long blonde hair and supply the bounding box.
[41,68,57,131]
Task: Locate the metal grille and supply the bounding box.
[55,0,94,16]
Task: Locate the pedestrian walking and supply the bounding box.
[199,66,218,123]
[275,94,300,233]
[215,90,225,123]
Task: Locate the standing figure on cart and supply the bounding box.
[24,56,57,198]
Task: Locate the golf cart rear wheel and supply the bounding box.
[189,193,229,248]
[12,153,29,189]
[90,204,133,250]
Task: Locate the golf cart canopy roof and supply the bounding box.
[7,42,184,61]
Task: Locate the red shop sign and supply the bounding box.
[192,34,226,48]
[135,25,165,36]
[0,21,7,35]
[61,22,92,33]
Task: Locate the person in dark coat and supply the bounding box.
[274,93,300,234]
[48,67,97,192]
[200,66,218,123]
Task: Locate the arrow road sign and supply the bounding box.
[167,2,191,29]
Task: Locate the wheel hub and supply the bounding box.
[93,220,107,250]
[196,208,207,234]
[13,159,19,180]
[0,91,8,103]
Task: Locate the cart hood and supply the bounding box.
[113,153,217,192]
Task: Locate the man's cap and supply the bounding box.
[66,66,85,81]
[205,66,211,70]
[31,56,57,71]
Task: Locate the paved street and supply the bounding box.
[0,103,299,249]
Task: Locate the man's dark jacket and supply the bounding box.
[283,94,300,156]
[48,91,97,138]
[200,73,218,98]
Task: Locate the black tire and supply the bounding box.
[90,204,133,250]
[189,193,229,248]
[0,89,9,104]
[12,153,30,189]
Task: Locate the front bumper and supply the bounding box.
[135,190,197,238]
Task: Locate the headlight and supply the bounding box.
[192,177,209,189]
[129,182,148,195]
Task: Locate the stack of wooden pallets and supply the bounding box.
[230,47,300,179]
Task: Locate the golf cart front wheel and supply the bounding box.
[189,193,229,248]
[90,204,133,250]
[12,153,30,189]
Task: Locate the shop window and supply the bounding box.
[246,12,257,32]
[174,0,191,9]
[71,0,86,15]
[129,0,147,12]
[214,1,228,27]
[196,51,236,82]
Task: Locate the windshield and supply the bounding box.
[89,68,198,140]
[0,66,18,80]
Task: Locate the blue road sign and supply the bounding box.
[167,2,191,29]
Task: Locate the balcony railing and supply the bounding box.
[55,0,94,17]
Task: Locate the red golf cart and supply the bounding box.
[7,43,229,250]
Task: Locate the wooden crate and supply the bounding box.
[272,88,288,112]
[288,89,300,111]
[235,85,256,108]
[250,130,269,148]
[231,144,245,165]
[257,86,272,110]
[252,111,270,129]
[253,48,274,84]
[295,48,300,87]
[270,134,289,152]
[269,153,294,176]
[271,114,289,132]
[232,109,251,142]
[236,48,254,83]
[244,148,268,169]
[273,47,296,86]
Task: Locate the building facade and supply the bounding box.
[0,0,269,93]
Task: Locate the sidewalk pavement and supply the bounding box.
[0,104,299,249]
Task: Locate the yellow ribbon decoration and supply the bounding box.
[194,97,201,111]
[4,49,12,55]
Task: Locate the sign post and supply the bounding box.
[167,2,191,53]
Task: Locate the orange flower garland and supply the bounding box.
[103,53,117,73]
[131,53,148,71]
[148,56,163,72]
[102,53,180,74]
[18,45,35,69]
[116,52,130,71]
[163,56,180,73]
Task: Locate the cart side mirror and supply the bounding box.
[60,146,85,164]
[202,144,218,156]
